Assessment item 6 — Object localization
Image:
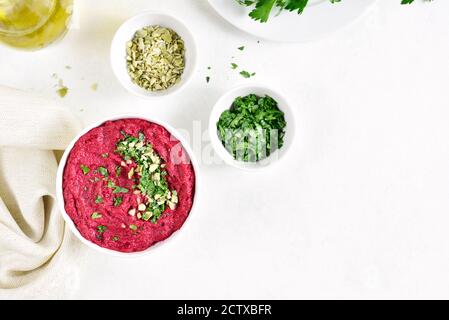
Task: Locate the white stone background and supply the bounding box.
[1,0,449,299]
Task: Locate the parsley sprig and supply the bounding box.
[237,0,423,23]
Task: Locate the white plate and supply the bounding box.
[208,0,376,42]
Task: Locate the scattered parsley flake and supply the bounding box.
[95,195,104,204]
[115,166,122,177]
[240,71,252,78]
[113,186,129,194]
[91,212,102,219]
[98,166,109,177]
[80,165,90,175]
[114,197,123,207]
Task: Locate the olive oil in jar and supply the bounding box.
[0,0,73,50]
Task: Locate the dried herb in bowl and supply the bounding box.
[217,94,287,162]
[126,25,185,92]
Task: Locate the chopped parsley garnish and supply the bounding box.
[238,46,245,51]
[95,195,104,204]
[216,94,286,162]
[97,225,107,233]
[113,186,129,194]
[115,132,178,223]
[101,153,109,158]
[240,70,256,78]
[112,236,120,241]
[114,196,123,207]
[129,224,138,231]
[91,212,102,219]
[231,63,238,70]
[115,166,122,177]
[106,179,129,194]
[80,165,90,175]
[98,166,109,177]
[142,212,152,221]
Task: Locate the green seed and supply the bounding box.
[126,25,185,92]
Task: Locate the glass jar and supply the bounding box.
[0,0,73,50]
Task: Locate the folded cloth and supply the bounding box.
[0,86,84,299]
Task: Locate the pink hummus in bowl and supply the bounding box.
[56,116,198,256]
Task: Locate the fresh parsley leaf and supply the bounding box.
[238,46,245,51]
[114,196,123,207]
[97,225,107,233]
[80,165,90,175]
[247,0,277,23]
[107,180,115,188]
[240,70,252,78]
[98,166,109,177]
[91,212,102,219]
[231,63,238,70]
[129,224,138,231]
[115,166,122,177]
[113,186,129,194]
[237,0,419,23]
[95,195,104,204]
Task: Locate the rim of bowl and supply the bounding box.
[209,84,296,171]
[56,114,200,257]
[110,11,197,99]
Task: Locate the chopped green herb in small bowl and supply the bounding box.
[209,85,295,170]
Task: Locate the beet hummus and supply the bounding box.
[63,118,195,253]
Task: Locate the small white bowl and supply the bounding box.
[110,12,197,99]
[56,114,200,257]
[209,84,296,171]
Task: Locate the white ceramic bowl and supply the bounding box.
[110,12,197,99]
[209,84,296,171]
[56,114,200,257]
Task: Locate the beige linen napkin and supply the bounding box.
[0,86,84,299]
